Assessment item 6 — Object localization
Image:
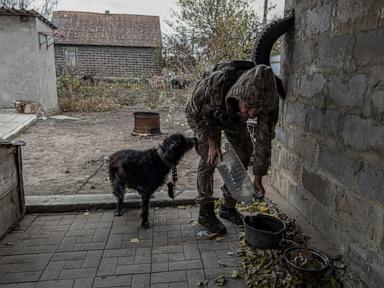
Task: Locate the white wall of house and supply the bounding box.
[36,18,58,114]
[0,16,58,114]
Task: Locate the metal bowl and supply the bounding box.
[243,214,286,249]
[283,246,330,280]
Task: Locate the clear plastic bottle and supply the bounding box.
[215,149,254,203]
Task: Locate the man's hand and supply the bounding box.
[207,137,221,167]
[253,175,265,199]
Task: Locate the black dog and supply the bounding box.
[109,133,196,228]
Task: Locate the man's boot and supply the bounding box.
[198,203,227,234]
[219,204,244,225]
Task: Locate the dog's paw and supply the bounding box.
[141,221,150,229]
[114,210,123,216]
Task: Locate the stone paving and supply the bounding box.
[0,207,246,288]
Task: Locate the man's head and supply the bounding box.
[225,64,277,117]
[238,100,257,119]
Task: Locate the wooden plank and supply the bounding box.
[0,145,24,238]
[0,147,17,199]
[0,186,21,238]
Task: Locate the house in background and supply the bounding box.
[0,7,58,114]
[52,11,162,80]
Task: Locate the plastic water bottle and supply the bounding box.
[215,149,254,203]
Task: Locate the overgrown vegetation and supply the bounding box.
[57,74,191,112]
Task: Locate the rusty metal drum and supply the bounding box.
[132,111,162,136]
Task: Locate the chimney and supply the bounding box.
[105,10,110,14]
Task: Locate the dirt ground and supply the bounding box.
[16,107,225,196]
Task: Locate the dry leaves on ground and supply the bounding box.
[237,199,344,288]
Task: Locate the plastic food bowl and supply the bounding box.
[283,246,330,280]
[243,214,286,249]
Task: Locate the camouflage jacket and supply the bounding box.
[185,64,279,176]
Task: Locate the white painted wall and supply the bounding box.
[0,16,58,114]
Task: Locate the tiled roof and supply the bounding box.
[0,6,57,29]
[52,11,161,48]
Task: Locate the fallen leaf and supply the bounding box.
[215,236,224,241]
[239,239,246,247]
[334,260,346,269]
[218,260,226,266]
[6,242,13,246]
[215,275,226,286]
[227,251,234,256]
[258,201,268,207]
[84,212,90,216]
[230,270,239,278]
[208,233,219,240]
[189,219,197,226]
[130,238,139,243]
[259,206,270,213]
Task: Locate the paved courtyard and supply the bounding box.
[0,207,245,288]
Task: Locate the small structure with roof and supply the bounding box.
[0,7,58,114]
[52,10,162,80]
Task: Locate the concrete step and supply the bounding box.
[0,109,37,140]
[25,190,199,213]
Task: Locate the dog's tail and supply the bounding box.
[108,153,121,183]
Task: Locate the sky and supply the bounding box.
[55,0,285,32]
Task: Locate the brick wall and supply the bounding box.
[54,45,161,79]
[272,1,384,286]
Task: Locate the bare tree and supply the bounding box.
[163,0,261,78]
[0,0,58,18]
[38,0,58,18]
[1,0,34,9]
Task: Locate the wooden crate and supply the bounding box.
[0,140,25,239]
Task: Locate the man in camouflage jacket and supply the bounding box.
[185,62,279,234]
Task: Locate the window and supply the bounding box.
[38,32,54,50]
[65,48,77,69]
